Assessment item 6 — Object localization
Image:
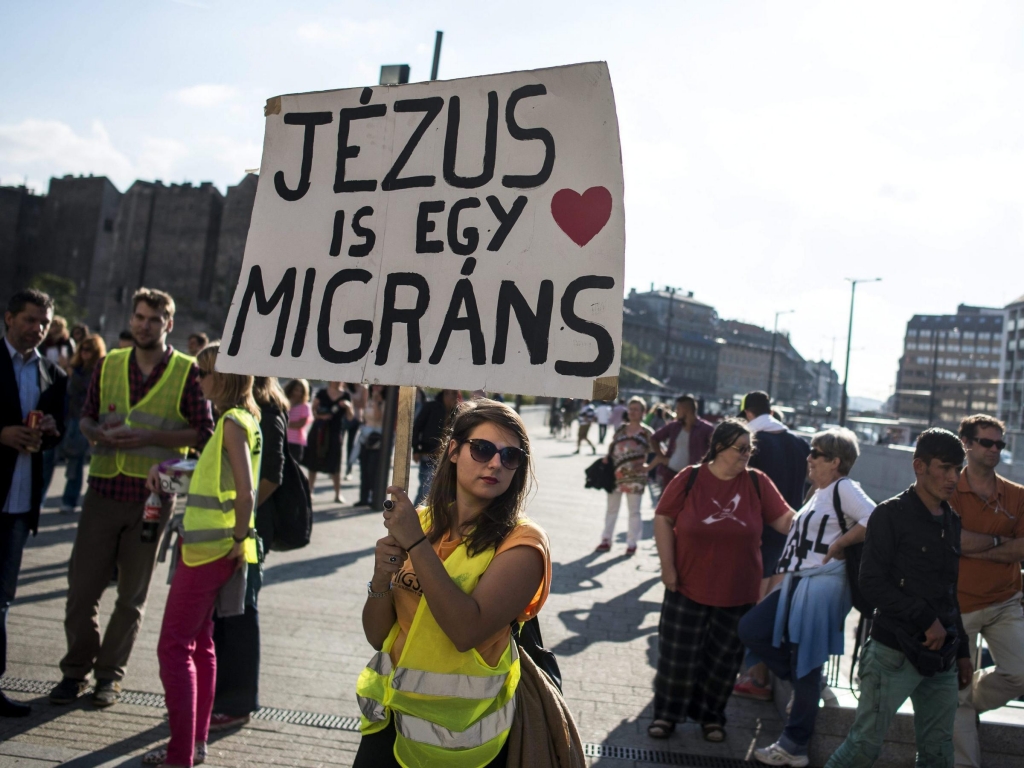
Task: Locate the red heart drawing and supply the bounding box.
[550,186,613,247]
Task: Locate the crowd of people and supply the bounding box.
[3,284,1024,768]
[588,387,1023,768]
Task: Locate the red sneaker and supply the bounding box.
[733,676,773,701]
[595,540,611,552]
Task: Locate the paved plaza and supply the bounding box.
[1,408,784,767]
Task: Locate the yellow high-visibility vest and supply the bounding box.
[89,348,193,479]
[180,408,261,567]
[356,511,522,768]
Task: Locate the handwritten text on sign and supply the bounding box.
[218,62,624,398]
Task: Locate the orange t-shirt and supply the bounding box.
[388,519,551,667]
[952,472,1024,614]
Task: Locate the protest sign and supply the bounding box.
[218,62,624,399]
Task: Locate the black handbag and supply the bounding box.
[584,457,616,492]
[894,626,959,677]
[511,618,562,692]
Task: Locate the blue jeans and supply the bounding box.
[414,458,435,506]
[824,639,958,768]
[0,513,31,677]
[60,418,89,510]
[738,588,822,755]
[212,561,263,716]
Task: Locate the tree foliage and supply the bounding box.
[28,273,81,323]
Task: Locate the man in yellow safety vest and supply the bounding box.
[49,289,214,709]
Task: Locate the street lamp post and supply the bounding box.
[660,286,679,382]
[766,309,794,399]
[839,277,882,427]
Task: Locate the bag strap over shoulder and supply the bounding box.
[833,478,850,535]
[747,469,761,499]
[682,464,700,504]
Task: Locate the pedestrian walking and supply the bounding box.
[70,322,89,349]
[284,378,312,463]
[649,419,794,743]
[58,334,106,514]
[740,428,875,766]
[209,375,289,733]
[412,389,458,505]
[117,330,133,349]
[0,289,67,717]
[40,315,74,369]
[354,385,387,507]
[824,429,973,768]
[50,288,214,708]
[142,342,261,767]
[355,398,551,768]
[304,382,352,504]
[186,332,208,357]
[343,383,366,480]
[596,397,653,556]
[736,391,810,701]
[649,395,714,494]
[595,401,612,443]
[574,401,597,455]
[950,414,1024,767]
[644,403,670,432]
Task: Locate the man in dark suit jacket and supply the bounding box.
[0,289,67,717]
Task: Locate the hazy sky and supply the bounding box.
[3,0,1022,400]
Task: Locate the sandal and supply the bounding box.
[701,723,726,743]
[647,719,675,739]
[141,742,207,766]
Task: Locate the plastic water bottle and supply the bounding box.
[141,493,162,543]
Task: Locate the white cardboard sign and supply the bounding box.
[218,62,624,399]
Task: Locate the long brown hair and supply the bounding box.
[424,398,534,557]
[69,334,106,370]
[252,376,289,412]
[197,342,260,420]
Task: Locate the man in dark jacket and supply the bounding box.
[735,391,810,700]
[412,389,458,505]
[649,395,714,497]
[825,429,974,768]
[0,290,67,717]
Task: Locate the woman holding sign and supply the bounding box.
[355,399,551,768]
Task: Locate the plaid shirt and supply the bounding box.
[82,345,214,502]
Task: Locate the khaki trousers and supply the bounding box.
[954,592,1024,767]
[59,488,171,682]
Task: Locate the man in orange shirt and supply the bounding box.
[952,414,1024,767]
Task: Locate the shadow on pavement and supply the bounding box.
[550,551,634,594]
[550,576,661,657]
[263,546,375,584]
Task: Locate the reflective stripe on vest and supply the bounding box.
[181,409,260,567]
[394,695,516,749]
[88,348,193,479]
[391,641,518,700]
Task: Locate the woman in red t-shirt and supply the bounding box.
[649,418,794,742]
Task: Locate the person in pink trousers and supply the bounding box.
[142,342,261,767]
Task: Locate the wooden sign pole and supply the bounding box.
[390,386,418,494]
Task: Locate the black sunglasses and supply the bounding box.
[972,437,1007,451]
[463,438,527,470]
[809,448,832,460]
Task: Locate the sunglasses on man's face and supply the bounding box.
[463,438,527,470]
[972,437,1007,451]
[809,449,832,460]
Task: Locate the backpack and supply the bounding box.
[832,478,871,615]
[265,449,314,551]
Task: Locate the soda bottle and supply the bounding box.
[141,493,162,543]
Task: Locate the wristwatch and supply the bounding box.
[367,580,392,598]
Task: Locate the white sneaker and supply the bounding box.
[754,742,809,767]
